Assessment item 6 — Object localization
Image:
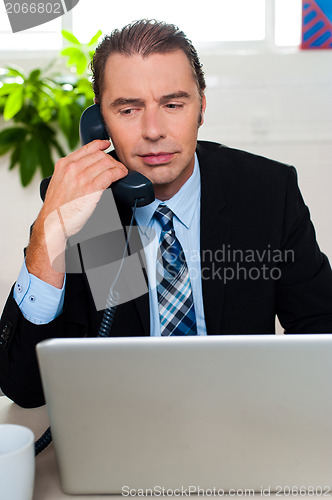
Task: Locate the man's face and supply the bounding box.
[100,50,206,200]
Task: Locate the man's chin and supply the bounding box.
[148,172,178,187]
[135,164,176,184]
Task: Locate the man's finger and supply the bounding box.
[91,165,128,192]
[61,139,111,164]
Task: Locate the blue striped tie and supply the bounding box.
[154,205,197,336]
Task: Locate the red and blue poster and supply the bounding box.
[301,0,332,48]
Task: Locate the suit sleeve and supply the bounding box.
[277,166,332,333]
[0,273,94,408]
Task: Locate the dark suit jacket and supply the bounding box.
[1,141,332,408]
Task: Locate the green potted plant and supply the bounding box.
[0,30,102,187]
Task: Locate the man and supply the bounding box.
[1,20,332,408]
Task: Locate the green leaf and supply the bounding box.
[0,126,26,145]
[0,83,19,97]
[58,102,80,149]
[58,104,71,136]
[39,123,56,139]
[34,133,55,178]
[9,143,21,170]
[88,30,102,46]
[19,137,39,186]
[61,47,88,74]
[5,66,25,79]
[61,30,81,45]
[75,53,88,75]
[40,148,54,177]
[68,122,79,149]
[61,47,83,60]
[49,137,66,158]
[37,106,54,122]
[0,29,104,187]
[28,69,41,82]
[0,142,13,155]
[39,85,56,100]
[3,86,24,120]
[75,79,94,99]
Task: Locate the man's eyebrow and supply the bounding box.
[110,97,144,107]
[160,91,191,103]
[110,92,191,108]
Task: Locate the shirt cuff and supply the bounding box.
[13,260,66,325]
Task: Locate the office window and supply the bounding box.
[73,0,266,44]
[275,0,302,47]
[0,0,305,54]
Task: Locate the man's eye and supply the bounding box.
[166,103,182,109]
[120,109,134,115]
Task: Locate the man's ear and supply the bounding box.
[93,97,98,104]
[199,93,207,127]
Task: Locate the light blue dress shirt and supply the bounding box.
[13,260,65,324]
[14,154,207,334]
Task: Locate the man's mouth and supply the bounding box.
[139,152,175,165]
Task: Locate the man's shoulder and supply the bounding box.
[197,141,297,198]
[197,140,291,172]
[196,140,294,186]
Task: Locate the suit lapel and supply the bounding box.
[197,143,230,335]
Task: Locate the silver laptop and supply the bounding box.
[36,334,332,495]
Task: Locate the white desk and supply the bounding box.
[0,395,330,499]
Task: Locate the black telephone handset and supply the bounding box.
[40,104,155,206]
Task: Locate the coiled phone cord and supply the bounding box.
[34,202,138,456]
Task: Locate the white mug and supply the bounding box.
[0,424,35,500]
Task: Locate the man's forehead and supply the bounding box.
[103,50,196,85]
[105,49,189,66]
[101,50,199,103]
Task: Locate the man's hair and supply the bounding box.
[91,19,206,103]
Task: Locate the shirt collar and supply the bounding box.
[134,153,200,234]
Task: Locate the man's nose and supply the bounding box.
[142,108,166,141]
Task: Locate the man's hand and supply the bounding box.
[25,140,128,288]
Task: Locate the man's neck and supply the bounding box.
[153,161,195,201]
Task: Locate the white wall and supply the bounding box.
[1,49,332,312]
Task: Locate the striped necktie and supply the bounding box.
[154,204,197,336]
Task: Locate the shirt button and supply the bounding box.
[17,284,23,293]
[29,295,36,302]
